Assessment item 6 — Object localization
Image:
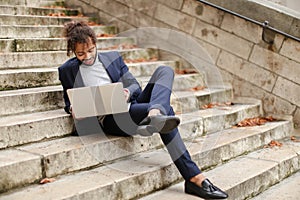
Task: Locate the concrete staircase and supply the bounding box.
[0,1,299,200]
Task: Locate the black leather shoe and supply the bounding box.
[139,115,180,134]
[185,179,228,199]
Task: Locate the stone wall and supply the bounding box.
[204,0,300,39]
[65,0,300,128]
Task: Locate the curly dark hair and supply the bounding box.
[63,21,97,56]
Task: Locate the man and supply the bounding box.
[58,21,228,199]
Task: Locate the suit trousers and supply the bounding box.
[102,66,201,180]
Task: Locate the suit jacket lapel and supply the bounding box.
[71,59,84,88]
[98,53,119,82]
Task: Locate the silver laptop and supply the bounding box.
[67,82,129,118]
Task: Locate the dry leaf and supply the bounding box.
[175,111,182,115]
[264,140,282,148]
[97,33,116,37]
[175,69,198,74]
[48,12,66,17]
[40,178,56,184]
[235,116,276,127]
[188,86,206,92]
[149,57,158,62]
[291,136,300,142]
[201,102,233,109]
[74,13,84,17]
[87,21,102,26]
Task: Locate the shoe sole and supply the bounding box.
[136,125,158,136]
[159,118,180,133]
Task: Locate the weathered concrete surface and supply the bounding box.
[252,171,300,200]
[13,103,261,177]
[0,109,73,149]
[0,49,158,69]
[140,139,300,200]
[0,149,42,193]
[0,14,88,25]
[0,25,116,38]
[0,61,178,89]
[14,37,134,52]
[0,87,233,150]
[0,74,207,116]
[0,124,296,199]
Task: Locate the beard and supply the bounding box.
[82,56,96,66]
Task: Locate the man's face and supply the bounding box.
[74,37,97,66]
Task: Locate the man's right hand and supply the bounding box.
[70,105,85,120]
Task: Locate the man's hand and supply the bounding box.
[69,105,85,120]
[123,88,130,102]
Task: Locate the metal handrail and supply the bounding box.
[197,0,300,43]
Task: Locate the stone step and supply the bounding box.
[0,67,59,90]
[0,60,178,89]
[0,88,235,149]
[16,102,263,178]
[0,48,158,69]
[171,86,233,114]
[0,149,42,194]
[0,38,13,52]
[0,25,116,39]
[178,98,261,136]
[0,80,230,117]
[250,171,300,200]
[249,129,300,200]
[0,85,64,116]
[139,135,299,200]
[0,14,89,26]
[0,0,28,6]
[2,36,135,52]
[0,5,80,16]
[0,119,293,198]
[0,0,61,7]
[0,109,72,149]
[37,1,63,7]
[138,73,206,93]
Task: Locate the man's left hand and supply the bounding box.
[123,88,130,102]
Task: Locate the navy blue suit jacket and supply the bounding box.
[58,51,141,114]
